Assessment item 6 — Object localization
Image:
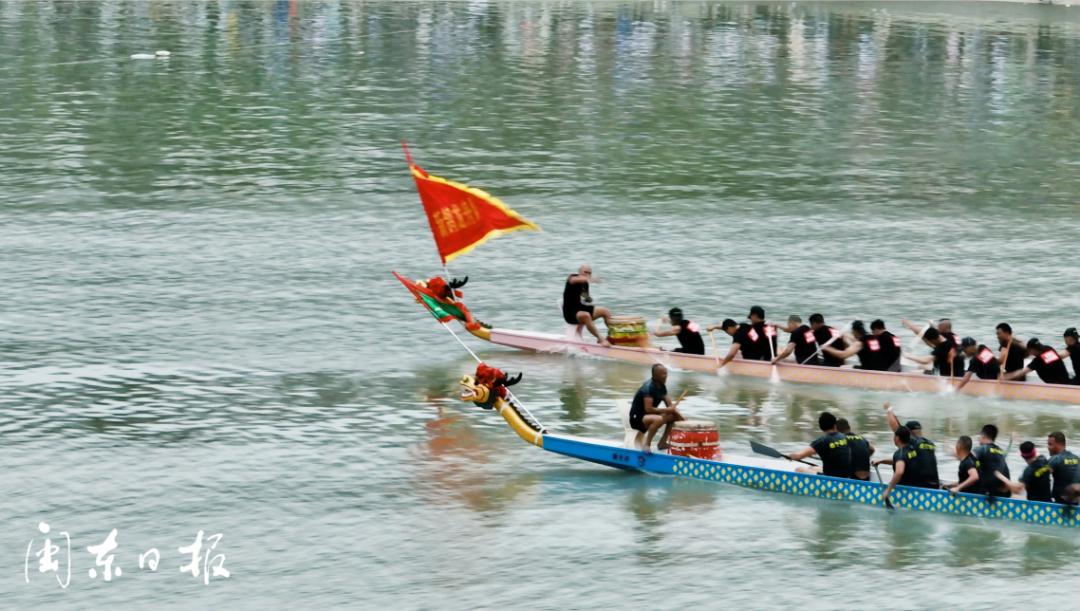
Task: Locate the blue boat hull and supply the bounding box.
[542,435,1080,528]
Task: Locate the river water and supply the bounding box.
[4,1,1080,608]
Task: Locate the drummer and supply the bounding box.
[652,308,705,355]
[562,265,613,347]
[630,364,686,454]
[785,412,852,479]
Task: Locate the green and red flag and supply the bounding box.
[393,271,478,327]
[403,143,540,264]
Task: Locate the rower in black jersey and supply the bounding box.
[809,314,846,367]
[870,320,902,372]
[903,327,960,377]
[1001,442,1053,503]
[836,418,875,481]
[883,402,939,488]
[823,321,888,371]
[747,306,777,361]
[973,424,1011,497]
[785,412,852,479]
[1004,339,1071,385]
[712,307,773,368]
[996,323,1028,381]
[874,426,921,505]
[1059,328,1080,384]
[773,315,820,366]
[1047,432,1080,504]
[945,435,980,496]
[954,338,1001,392]
[651,308,705,355]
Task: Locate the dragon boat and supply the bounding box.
[396,272,1080,406]
[459,365,1080,529]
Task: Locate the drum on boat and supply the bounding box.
[607,315,649,347]
[668,420,721,461]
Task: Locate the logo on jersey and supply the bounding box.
[748,328,759,342]
[829,328,840,338]
[868,339,881,351]
[804,330,816,344]
[1041,350,1060,364]
[765,325,777,338]
[892,336,902,348]
[686,321,700,333]
[977,348,994,364]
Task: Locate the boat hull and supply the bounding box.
[489,329,1080,405]
[542,434,1080,528]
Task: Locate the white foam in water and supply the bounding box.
[156,50,170,56]
[130,54,156,59]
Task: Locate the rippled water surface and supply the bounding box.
[6,1,1080,608]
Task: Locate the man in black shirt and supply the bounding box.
[773,315,821,366]
[954,339,1001,392]
[562,265,613,346]
[823,321,890,371]
[874,425,920,504]
[870,320,903,372]
[1059,328,1080,384]
[944,435,980,496]
[711,318,762,366]
[996,323,1028,381]
[1002,441,1052,502]
[1004,339,1071,385]
[809,313,847,367]
[903,328,960,377]
[786,412,852,479]
[629,364,686,453]
[883,402,939,488]
[652,308,705,355]
[1047,431,1080,504]
[746,306,777,362]
[973,424,1011,497]
[836,418,875,481]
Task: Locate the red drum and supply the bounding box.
[668,420,721,461]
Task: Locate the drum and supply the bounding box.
[668,420,722,461]
[607,315,649,347]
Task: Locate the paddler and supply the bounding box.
[996,323,1028,380]
[630,364,686,454]
[1047,432,1080,504]
[709,308,773,366]
[562,265,613,347]
[881,402,939,488]
[1002,339,1071,385]
[954,338,1001,392]
[809,314,846,367]
[836,418,874,481]
[903,318,964,375]
[870,320,903,372]
[1058,328,1080,383]
[747,306,778,359]
[944,436,980,496]
[1000,442,1053,503]
[822,321,890,371]
[785,412,852,479]
[973,425,1012,498]
[651,308,705,355]
[874,425,919,504]
[772,315,820,366]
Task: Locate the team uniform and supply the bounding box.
[1020,456,1053,503]
[751,322,778,360]
[788,325,820,366]
[967,345,1001,380]
[973,443,1012,497]
[1027,345,1071,385]
[957,455,978,489]
[1066,343,1080,384]
[561,275,593,324]
[1001,340,1028,381]
[673,320,705,355]
[810,431,852,479]
[933,333,964,377]
[814,326,847,367]
[1048,450,1080,504]
[893,444,925,488]
[629,379,666,433]
[733,323,765,361]
[909,434,940,488]
[845,432,872,480]
[855,337,890,371]
[877,331,903,372]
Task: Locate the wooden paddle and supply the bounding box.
[749,440,818,467]
[708,330,721,367]
[801,323,850,365]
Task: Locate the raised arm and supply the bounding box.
[652,323,681,338]
[883,401,900,432]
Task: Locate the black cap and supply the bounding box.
[961,337,977,348]
[669,308,683,320]
[1027,338,1042,350]
[749,305,765,319]
[904,420,922,431]
[1066,327,1079,339]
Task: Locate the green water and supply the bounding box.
[5,1,1080,608]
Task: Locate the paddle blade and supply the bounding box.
[770,366,781,385]
[750,440,786,460]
